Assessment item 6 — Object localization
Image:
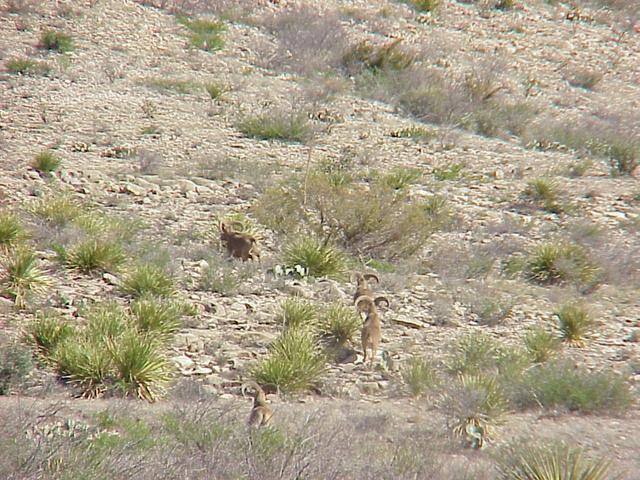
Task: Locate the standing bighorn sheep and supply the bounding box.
[219,220,260,261]
[242,381,273,428]
[353,272,390,312]
[355,295,389,368]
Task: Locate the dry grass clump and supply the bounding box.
[0,342,32,395]
[39,29,74,53]
[554,301,595,346]
[177,15,225,51]
[6,57,52,76]
[31,149,62,176]
[319,302,361,345]
[0,246,50,309]
[521,178,567,214]
[238,109,313,143]
[402,355,440,397]
[0,212,29,251]
[524,324,561,363]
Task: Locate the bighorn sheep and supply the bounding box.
[353,272,390,312]
[241,381,273,428]
[219,220,260,261]
[355,295,387,368]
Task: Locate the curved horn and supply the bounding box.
[363,273,379,284]
[374,295,390,308]
[354,295,375,310]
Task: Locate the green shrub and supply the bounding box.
[6,57,51,76]
[445,332,502,376]
[319,302,360,345]
[252,328,326,392]
[497,441,613,480]
[255,171,453,261]
[402,355,439,397]
[277,297,319,331]
[32,149,62,175]
[512,360,632,414]
[130,295,183,339]
[238,111,312,143]
[39,30,74,53]
[0,342,33,395]
[380,167,422,190]
[433,163,464,181]
[0,246,50,308]
[204,81,228,100]
[84,302,131,342]
[282,237,348,279]
[440,373,509,448]
[389,126,436,141]
[494,0,514,9]
[55,337,113,398]
[108,333,173,402]
[522,178,564,213]
[120,264,176,298]
[27,313,75,359]
[29,195,81,226]
[405,0,441,12]
[554,301,594,346]
[524,241,601,288]
[524,325,561,363]
[0,212,28,251]
[177,15,225,51]
[65,238,126,273]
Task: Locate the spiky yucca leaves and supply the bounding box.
[252,328,326,393]
[554,301,594,347]
[84,302,131,342]
[402,355,439,397]
[0,247,50,308]
[524,242,601,289]
[55,337,113,399]
[319,302,361,345]
[32,149,62,175]
[441,373,509,448]
[130,295,183,340]
[29,195,81,226]
[65,238,126,273]
[177,15,225,52]
[524,325,562,363]
[445,332,502,376]
[282,237,348,279]
[120,264,176,298]
[108,334,173,402]
[497,441,613,480]
[27,314,75,360]
[522,178,564,213]
[39,30,74,53]
[0,212,28,251]
[277,297,319,331]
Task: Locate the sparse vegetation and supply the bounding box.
[0,212,28,251]
[554,301,594,346]
[39,30,74,53]
[29,195,82,226]
[238,110,312,143]
[177,15,225,52]
[522,178,565,213]
[433,163,464,181]
[524,325,561,363]
[524,241,601,289]
[402,355,439,397]
[31,149,62,175]
[0,342,32,395]
[445,332,502,376]
[389,126,437,141]
[27,313,75,360]
[381,167,422,190]
[0,246,50,308]
[497,441,613,480]
[204,81,228,100]
[65,238,126,273]
[252,328,326,393]
[120,264,176,298]
[404,0,442,13]
[6,57,51,76]
[130,295,183,339]
[146,78,199,94]
[277,297,319,331]
[282,237,348,279]
[319,302,361,345]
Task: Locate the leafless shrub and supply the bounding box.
[258,4,348,75]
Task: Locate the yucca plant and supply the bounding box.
[0,246,50,308]
[554,301,594,347]
[0,212,28,251]
[441,373,510,449]
[130,295,183,340]
[252,328,326,393]
[402,355,439,397]
[522,178,563,213]
[39,30,74,53]
[120,264,176,298]
[282,237,348,279]
[32,149,62,176]
[29,196,81,226]
[84,302,131,342]
[497,441,613,480]
[238,111,312,143]
[108,333,173,402]
[177,15,226,52]
[277,297,319,331]
[55,337,113,399]
[525,241,601,289]
[381,167,422,190]
[319,302,361,345]
[27,313,76,360]
[65,238,126,273]
[524,325,561,362]
[445,332,501,376]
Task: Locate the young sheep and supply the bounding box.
[219,221,260,261]
[241,381,273,428]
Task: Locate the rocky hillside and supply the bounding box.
[0,0,639,478]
